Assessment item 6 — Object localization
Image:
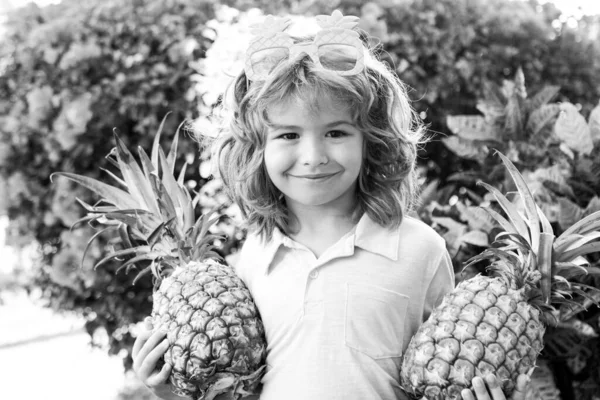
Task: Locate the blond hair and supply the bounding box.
[212,36,426,240]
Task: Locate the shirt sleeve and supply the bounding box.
[422,249,455,321]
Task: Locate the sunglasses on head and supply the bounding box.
[244,11,366,82]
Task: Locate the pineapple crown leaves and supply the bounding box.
[249,15,291,39]
[51,115,222,282]
[470,151,600,316]
[248,10,359,43]
[316,10,360,30]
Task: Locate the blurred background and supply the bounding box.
[1,0,599,399]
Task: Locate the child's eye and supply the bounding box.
[277,132,298,140]
[327,130,348,138]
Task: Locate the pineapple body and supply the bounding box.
[400,275,545,400]
[151,259,266,399]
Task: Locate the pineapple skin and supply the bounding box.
[400,275,545,400]
[151,259,267,400]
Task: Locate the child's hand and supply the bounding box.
[461,374,530,400]
[132,317,188,400]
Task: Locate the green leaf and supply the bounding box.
[446,115,500,141]
[589,101,600,144]
[113,133,160,214]
[562,231,600,253]
[495,231,534,253]
[177,162,188,186]
[482,207,518,234]
[560,291,600,320]
[558,242,600,263]
[433,217,466,257]
[99,167,127,189]
[584,196,600,216]
[526,85,560,112]
[479,181,530,244]
[482,80,507,105]
[51,172,138,209]
[496,152,541,255]
[527,104,560,137]
[554,103,593,155]
[441,136,489,160]
[476,100,505,122]
[132,267,153,285]
[538,232,555,304]
[82,226,117,268]
[157,148,185,230]
[557,197,585,231]
[93,245,152,269]
[559,210,600,238]
[459,230,489,247]
[116,253,164,275]
[513,67,527,99]
[118,224,134,249]
[504,93,525,137]
[555,234,586,254]
[75,198,116,213]
[537,204,553,235]
[137,147,157,184]
[152,176,178,223]
[103,212,147,232]
[146,220,168,246]
[152,113,171,168]
[456,203,495,231]
[166,121,185,174]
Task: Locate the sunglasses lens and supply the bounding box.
[249,47,289,78]
[318,44,358,72]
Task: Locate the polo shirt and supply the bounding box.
[234,214,455,400]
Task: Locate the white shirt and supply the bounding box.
[234,214,454,400]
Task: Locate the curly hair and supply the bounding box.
[211,36,427,241]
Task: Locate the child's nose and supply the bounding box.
[299,137,328,166]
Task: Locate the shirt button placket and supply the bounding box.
[309,269,319,279]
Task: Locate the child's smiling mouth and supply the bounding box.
[290,172,340,180]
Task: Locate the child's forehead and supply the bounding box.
[266,90,352,116]
[265,94,352,123]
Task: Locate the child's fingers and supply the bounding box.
[131,324,154,359]
[133,330,167,372]
[145,362,172,387]
[461,389,476,400]
[144,316,154,330]
[510,374,530,400]
[471,376,492,400]
[138,338,170,380]
[484,375,505,400]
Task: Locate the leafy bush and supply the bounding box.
[426,69,600,400]
[363,0,600,181]
[0,0,215,366]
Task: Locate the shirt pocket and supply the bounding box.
[344,282,409,359]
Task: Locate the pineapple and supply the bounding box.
[313,10,363,75]
[51,118,267,400]
[245,15,293,80]
[245,10,363,80]
[400,152,600,400]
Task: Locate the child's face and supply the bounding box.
[263,95,364,214]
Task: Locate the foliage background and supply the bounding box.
[1,0,599,398]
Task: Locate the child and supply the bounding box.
[132,10,530,400]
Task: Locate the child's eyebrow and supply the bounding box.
[268,120,354,130]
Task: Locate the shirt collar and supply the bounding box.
[251,213,401,275]
[354,213,400,261]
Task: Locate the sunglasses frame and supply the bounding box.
[245,28,365,82]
